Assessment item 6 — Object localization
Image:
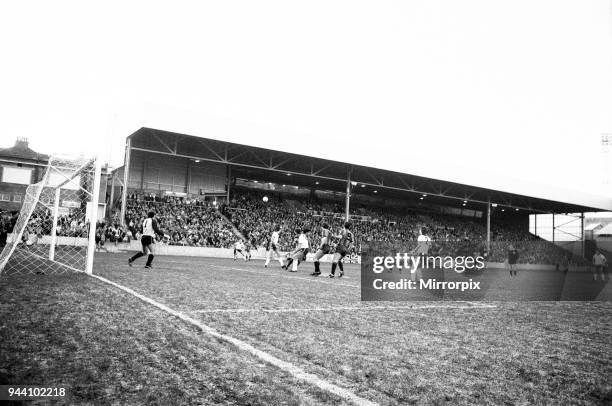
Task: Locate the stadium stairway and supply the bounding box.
[218,208,247,242]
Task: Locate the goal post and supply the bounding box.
[86,157,102,274]
[0,155,102,276]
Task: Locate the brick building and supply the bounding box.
[0,138,49,212]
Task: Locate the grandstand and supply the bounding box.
[105,127,610,266]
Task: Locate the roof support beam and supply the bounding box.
[196,139,226,162]
[247,149,269,168]
[365,170,383,186]
[150,131,175,154]
[271,157,294,170]
[227,150,249,163]
[394,175,416,192]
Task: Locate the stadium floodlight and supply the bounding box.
[492,203,498,207]
[194,159,200,163]
[422,194,427,197]
[0,155,101,276]
[351,181,357,186]
[361,184,365,188]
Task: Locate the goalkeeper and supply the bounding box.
[128,211,165,269]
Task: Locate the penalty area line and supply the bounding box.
[88,273,378,406]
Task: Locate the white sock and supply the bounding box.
[292,261,298,271]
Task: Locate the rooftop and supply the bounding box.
[0,138,49,162]
[124,127,612,214]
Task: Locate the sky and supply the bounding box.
[1,0,611,208]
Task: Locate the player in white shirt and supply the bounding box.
[410,227,431,281]
[128,211,165,269]
[233,240,249,261]
[311,223,331,276]
[282,227,310,272]
[264,225,284,268]
[592,250,608,281]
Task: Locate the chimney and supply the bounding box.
[15,137,29,149]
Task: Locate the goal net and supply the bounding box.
[0,156,102,276]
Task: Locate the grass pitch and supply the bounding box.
[1,253,610,405]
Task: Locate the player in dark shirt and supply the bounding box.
[311,223,331,276]
[329,222,354,278]
[507,245,519,277]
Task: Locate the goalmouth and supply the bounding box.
[0,155,102,276]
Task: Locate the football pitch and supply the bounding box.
[1,253,610,405]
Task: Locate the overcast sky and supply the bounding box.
[1,1,611,207]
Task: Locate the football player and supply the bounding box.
[329,222,354,278]
[264,225,283,267]
[283,227,310,272]
[128,211,165,269]
[311,223,331,276]
[233,239,248,261]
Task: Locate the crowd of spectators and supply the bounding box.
[0,211,17,247]
[0,208,94,248]
[226,189,489,248]
[1,187,590,266]
[94,222,129,250]
[123,193,235,248]
[223,189,588,265]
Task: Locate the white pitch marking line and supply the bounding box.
[89,273,378,406]
[210,264,360,288]
[193,303,497,314]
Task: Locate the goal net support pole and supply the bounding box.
[86,157,102,274]
[49,188,61,261]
